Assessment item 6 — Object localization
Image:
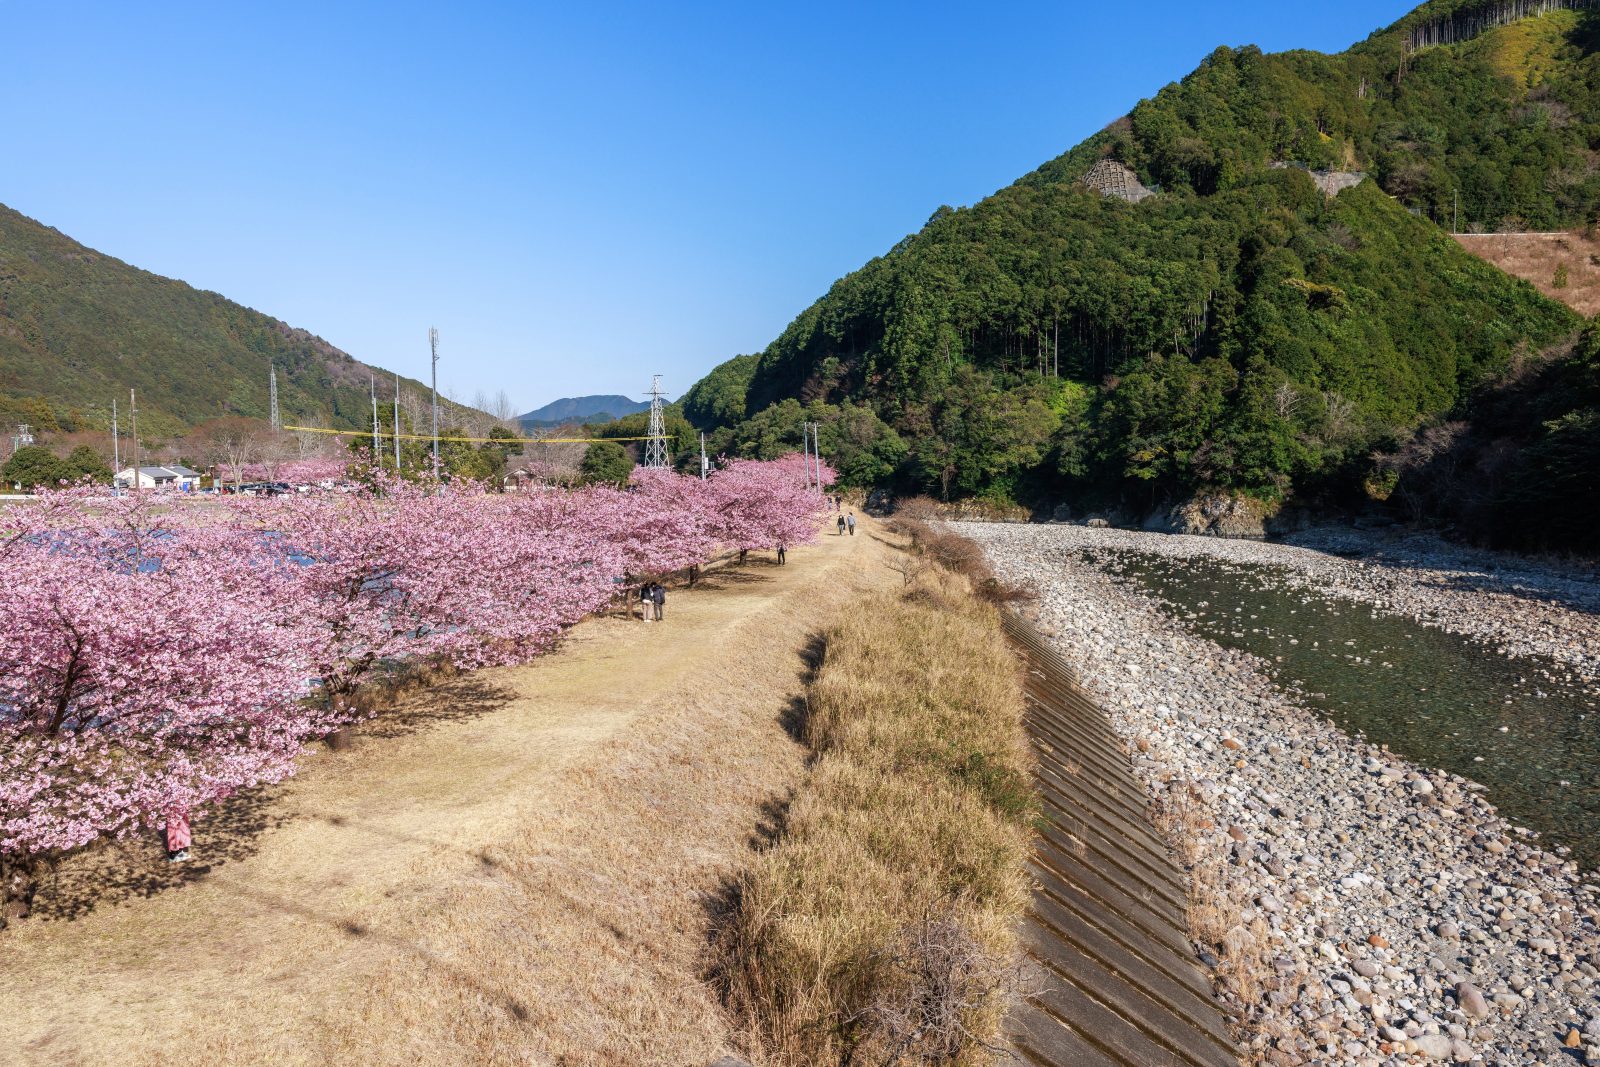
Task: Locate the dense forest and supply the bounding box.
[685,0,1600,549]
[0,203,446,437]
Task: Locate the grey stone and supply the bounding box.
[1456,981,1490,1020]
[1413,1034,1454,1059]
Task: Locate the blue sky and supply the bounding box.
[5,1,1408,413]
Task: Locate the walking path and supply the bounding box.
[0,521,888,1067]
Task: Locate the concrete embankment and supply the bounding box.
[1003,611,1240,1067]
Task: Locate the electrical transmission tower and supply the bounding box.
[269,365,281,431]
[645,375,669,469]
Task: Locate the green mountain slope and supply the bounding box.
[0,203,447,437]
[689,0,1599,542]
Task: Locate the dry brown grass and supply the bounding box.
[1152,780,1281,1047]
[0,529,894,1067]
[1454,230,1600,316]
[717,566,1034,1066]
[885,506,1032,607]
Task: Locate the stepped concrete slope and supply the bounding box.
[1002,612,1241,1067]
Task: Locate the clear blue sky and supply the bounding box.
[5,1,1409,413]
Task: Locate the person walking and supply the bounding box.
[639,582,653,622]
[166,808,191,863]
[837,514,846,536]
[777,541,787,565]
[846,512,856,536]
[651,581,665,621]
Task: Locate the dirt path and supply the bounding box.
[1,519,892,1067]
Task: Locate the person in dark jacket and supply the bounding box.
[837,514,846,535]
[777,542,787,565]
[650,581,665,621]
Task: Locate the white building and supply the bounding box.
[114,465,201,491]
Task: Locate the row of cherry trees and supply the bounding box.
[0,456,829,926]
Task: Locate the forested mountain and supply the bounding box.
[0,203,453,438]
[687,0,1600,549]
[517,394,649,428]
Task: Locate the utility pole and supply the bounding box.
[430,327,441,480]
[111,398,120,475]
[699,432,709,481]
[129,389,140,493]
[803,421,822,491]
[811,422,824,494]
[801,422,813,489]
[645,375,669,469]
[393,374,401,470]
[269,365,281,431]
[370,375,380,458]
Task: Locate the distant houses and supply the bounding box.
[114,465,202,491]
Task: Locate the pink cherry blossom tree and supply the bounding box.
[0,457,829,928]
[0,491,314,926]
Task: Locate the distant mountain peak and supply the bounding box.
[517,394,651,427]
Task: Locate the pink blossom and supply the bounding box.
[0,458,823,874]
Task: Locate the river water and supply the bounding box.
[1096,551,1600,870]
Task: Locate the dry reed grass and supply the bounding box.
[717,565,1034,1066]
[1152,779,1282,1048]
[885,502,1032,607]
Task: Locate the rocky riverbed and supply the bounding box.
[956,522,1600,1066]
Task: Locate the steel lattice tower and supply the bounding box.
[269,365,281,430]
[645,375,669,468]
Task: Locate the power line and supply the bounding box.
[281,424,655,445]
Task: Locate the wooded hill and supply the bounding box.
[684,0,1600,550]
[0,203,457,438]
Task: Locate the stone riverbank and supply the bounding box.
[956,522,1600,1066]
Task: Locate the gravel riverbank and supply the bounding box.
[956,522,1600,1066]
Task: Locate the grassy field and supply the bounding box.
[1454,230,1600,316]
[0,521,895,1066]
[718,560,1034,1066]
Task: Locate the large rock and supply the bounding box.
[1456,981,1490,1020]
[1142,507,1179,532]
[1166,493,1271,539]
[1411,1034,1454,1059]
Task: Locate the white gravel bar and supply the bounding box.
[956,522,1600,1067]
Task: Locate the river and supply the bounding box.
[1095,550,1600,870]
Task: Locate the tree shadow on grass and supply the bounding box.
[186,871,543,1029]
[700,628,828,962]
[33,784,294,922]
[31,677,518,924]
[360,676,518,740]
[694,567,776,589]
[778,632,827,743]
